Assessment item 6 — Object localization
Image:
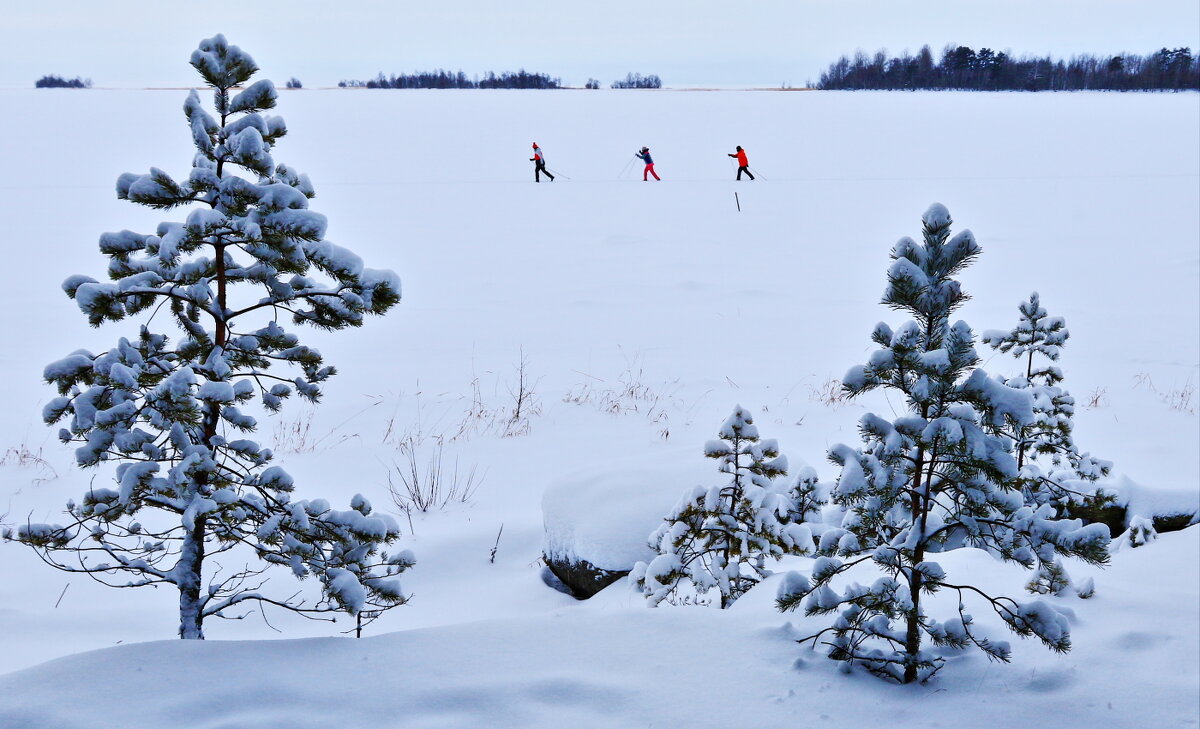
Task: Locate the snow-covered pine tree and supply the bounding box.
[786,466,823,525]
[981,293,1113,595]
[1117,515,1158,549]
[776,204,1110,683]
[6,35,412,640]
[632,406,815,608]
[981,293,1112,503]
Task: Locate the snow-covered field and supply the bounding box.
[0,88,1197,727]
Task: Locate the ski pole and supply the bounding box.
[727,156,740,179]
[618,156,636,179]
[748,166,767,181]
[548,168,572,180]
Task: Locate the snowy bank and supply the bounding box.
[1,527,1196,729]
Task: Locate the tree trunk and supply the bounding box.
[177,517,206,639]
[176,96,228,641]
[902,548,924,683]
[1017,350,1035,471]
[904,398,933,684]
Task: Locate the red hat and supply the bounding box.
[532,142,538,147]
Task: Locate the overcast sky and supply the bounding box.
[3,0,1198,88]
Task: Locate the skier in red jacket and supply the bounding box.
[724,144,753,179]
[727,146,754,180]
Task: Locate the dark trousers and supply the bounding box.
[736,166,755,180]
[535,160,554,182]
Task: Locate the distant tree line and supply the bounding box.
[336,70,664,89]
[339,69,562,89]
[36,75,91,89]
[611,72,662,89]
[477,70,560,89]
[818,45,1199,91]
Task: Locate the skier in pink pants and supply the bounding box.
[635,147,660,181]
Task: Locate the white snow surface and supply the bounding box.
[0,88,1197,726]
[0,529,1196,729]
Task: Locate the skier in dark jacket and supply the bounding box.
[635,146,660,181]
[530,143,554,182]
[728,146,754,180]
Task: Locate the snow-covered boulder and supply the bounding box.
[1106,474,1199,527]
[1064,474,1199,537]
[542,466,706,598]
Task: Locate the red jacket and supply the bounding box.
[734,149,748,166]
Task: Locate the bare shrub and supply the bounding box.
[0,441,59,484]
[563,356,679,424]
[501,349,542,437]
[272,408,315,453]
[383,390,453,449]
[273,401,376,454]
[446,353,543,441]
[387,438,483,530]
[1131,372,1196,414]
[1164,380,1196,414]
[1132,372,1154,391]
[450,375,496,441]
[563,379,606,409]
[807,378,845,408]
[1083,386,1108,410]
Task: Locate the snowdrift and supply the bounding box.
[1,528,1195,728]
